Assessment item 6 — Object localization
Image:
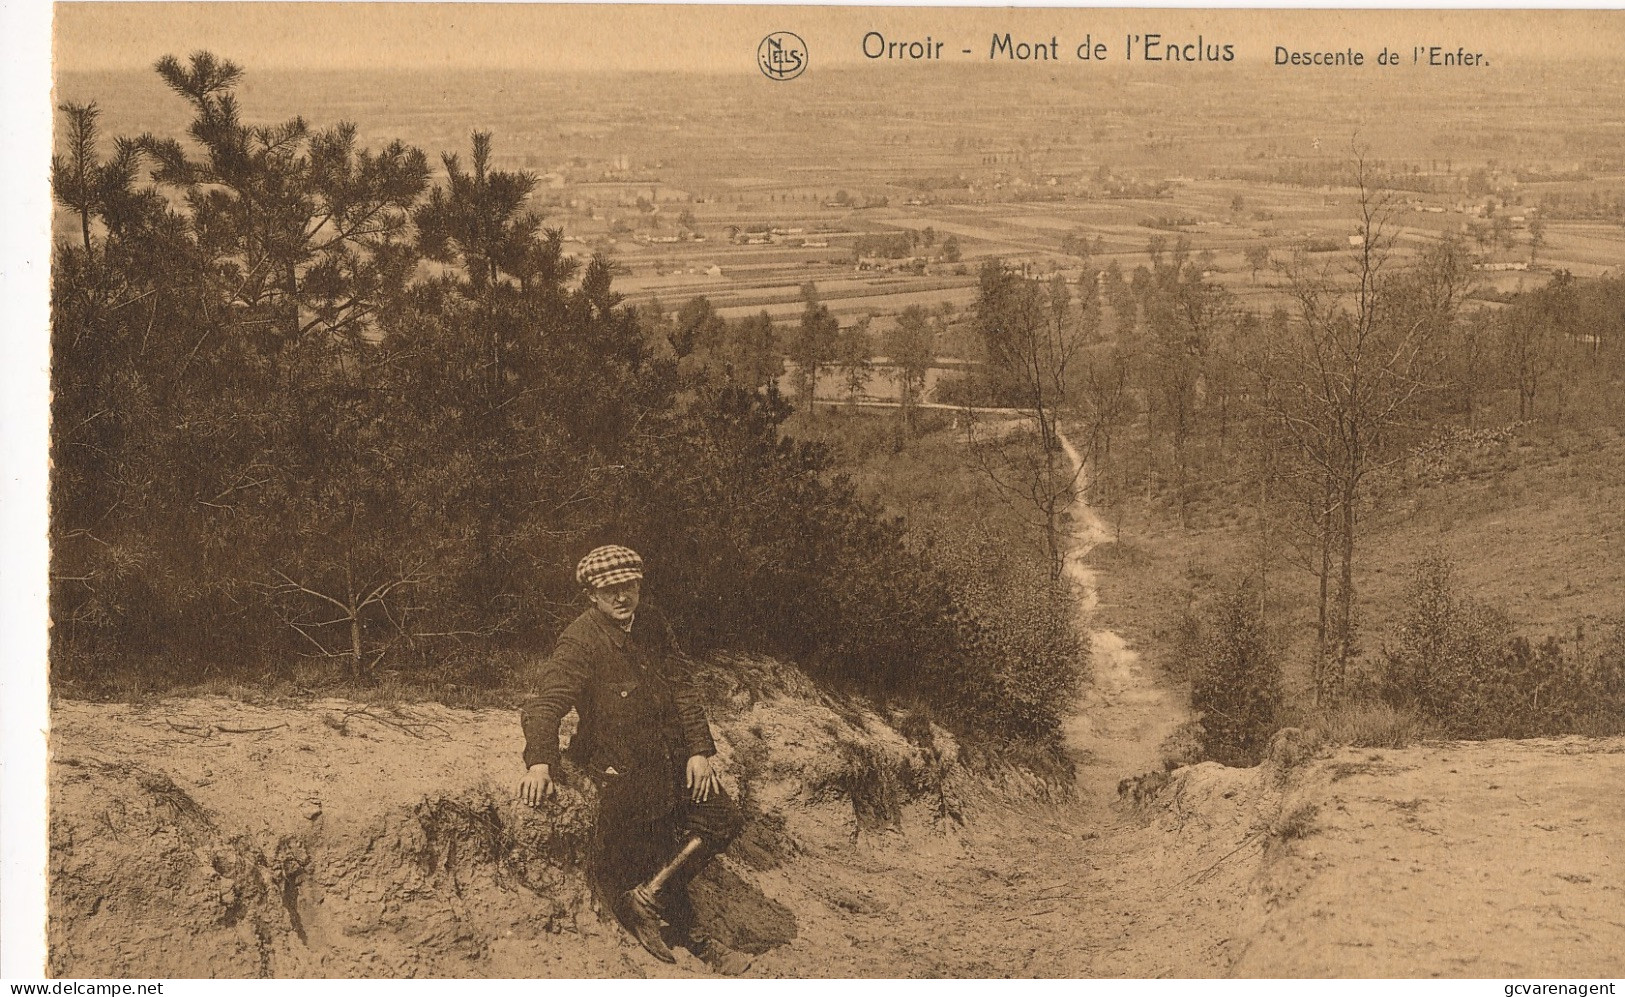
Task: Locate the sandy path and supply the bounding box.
[1058,433,1190,799]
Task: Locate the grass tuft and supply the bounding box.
[1270,802,1320,842]
[1313,699,1435,750]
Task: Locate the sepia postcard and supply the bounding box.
[6,2,1625,984]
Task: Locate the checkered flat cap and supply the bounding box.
[576,545,644,588]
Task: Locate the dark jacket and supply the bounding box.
[520,603,717,783]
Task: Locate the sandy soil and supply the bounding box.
[1235,738,1625,977]
[45,449,1625,978]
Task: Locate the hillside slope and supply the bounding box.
[48,690,1625,978]
[44,447,1625,978]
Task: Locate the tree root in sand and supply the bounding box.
[167,720,291,738]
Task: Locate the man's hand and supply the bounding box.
[519,763,555,807]
[686,754,723,803]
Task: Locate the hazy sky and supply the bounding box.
[53,4,1625,74]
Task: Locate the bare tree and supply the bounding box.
[788,281,839,413]
[262,562,434,677]
[1527,215,1547,268]
[886,304,935,435]
[1451,317,1495,427]
[1076,342,1133,534]
[1256,155,1455,698]
[835,315,874,406]
[1245,244,1272,284]
[966,261,1089,582]
[1500,269,1577,420]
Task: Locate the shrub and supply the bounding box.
[792,414,1090,755]
[1381,557,1625,738]
[928,524,1086,743]
[932,370,1011,410]
[1381,556,1516,723]
[1446,630,1625,738]
[1189,581,1281,766]
[1163,603,1205,683]
[618,386,965,703]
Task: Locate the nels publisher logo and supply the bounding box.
[758,31,807,80]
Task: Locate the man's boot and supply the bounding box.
[662,878,753,977]
[688,933,754,976]
[620,883,675,963]
[620,836,706,963]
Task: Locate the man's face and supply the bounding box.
[589,579,641,622]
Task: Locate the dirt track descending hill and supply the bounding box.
[45,462,1625,978]
[1058,432,1191,800]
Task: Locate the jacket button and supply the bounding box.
[619,690,629,698]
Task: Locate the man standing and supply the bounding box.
[518,545,749,974]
